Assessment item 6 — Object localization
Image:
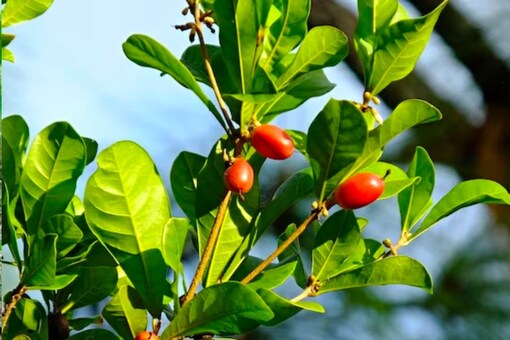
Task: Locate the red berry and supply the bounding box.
[334,173,384,210]
[251,124,294,160]
[224,158,254,195]
[134,331,159,340]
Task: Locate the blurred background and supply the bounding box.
[2,0,510,339]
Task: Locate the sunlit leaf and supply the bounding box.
[359,161,418,199]
[231,256,297,290]
[1,0,54,27]
[162,217,190,273]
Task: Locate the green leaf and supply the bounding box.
[307,99,367,202]
[122,34,226,131]
[398,147,435,231]
[21,234,77,289]
[68,316,103,331]
[83,137,98,165]
[259,0,310,78]
[276,26,348,89]
[44,214,83,258]
[162,217,189,273]
[170,151,206,223]
[2,115,29,201]
[318,256,433,294]
[367,1,447,95]
[359,161,418,199]
[2,46,15,62]
[1,0,54,27]
[312,210,361,280]
[20,122,86,240]
[278,223,308,288]
[67,329,120,340]
[84,141,170,317]
[257,289,325,326]
[57,241,117,272]
[60,267,117,313]
[258,70,335,123]
[410,180,510,241]
[231,256,297,290]
[102,284,147,339]
[3,298,48,340]
[350,99,442,177]
[334,238,386,275]
[2,33,16,46]
[286,130,308,159]
[161,282,273,338]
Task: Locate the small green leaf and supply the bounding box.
[257,289,325,326]
[1,0,54,27]
[278,223,308,288]
[84,141,170,317]
[162,217,190,273]
[359,162,418,199]
[102,284,147,339]
[334,238,386,275]
[122,34,226,131]
[2,184,23,271]
[307,99,367,202]
[2,46,15,62]
[231,256,297,290]
[399,147,435,231]
[312,210,361,280]
[170,151,206,224]
[276,26,348,89]
[68,316,103,331]
[286,130,308,159]
[2,115,29,196]
[60,267,117,313]
[20,122,86,240]
[410,180,510,241]
[44,214,83,258]
[367,1,447,95]
[83,137,98,165]
[161,282,273,338]
[3,298,48,340]
[2,33,16,46]
[318,256,433,294]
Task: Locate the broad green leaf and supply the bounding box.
[84,141,170,317]
[231,256,297,290]
[307,100,367,202]
[276,26,348,89]
[312,210,361,280]
[170,151,206,223]
[355,0,398,75]
[367,1,447,95]
[83,137,98,165]
[2,115,29,200]
[259,0,310,78]
[1,0,54,27]
[20,122,86,240]
[195,139,260,286]
[359,162,418,199]
[2,33,16,46]
[334,238,385,275]
[162,217,190,273]
[349,99,442,178]
[21,234,78,289]
[398,147,435,231]
[67,329,120,340]
[318,256,432,294]
[161,282,273,338]
[278,223,308,288]
[258,69,335,123]
[2,46,15,62]
[181,44,237,94]
[3,298,48,340]
[60,267,117,313]
[410,180,510,241]
[102,284,147,339]
[257,289,325,326]
[122,34,226,131]
[44,214,83,258]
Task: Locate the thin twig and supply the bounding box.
[2,283,27,326]
[183,191,232,304]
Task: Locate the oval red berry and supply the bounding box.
[224,158,254,195]
[334,173,384,210]
[251,124,294,160]
[134,331,159,340]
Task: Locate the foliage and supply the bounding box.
[2,0,510,339]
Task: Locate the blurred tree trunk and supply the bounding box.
[309,0,510,224]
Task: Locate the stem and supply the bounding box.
[290,288,311,303]
[2,283,27,326]
[183,191,232,304]
[193,3,236,135]
[241,212,319,284]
